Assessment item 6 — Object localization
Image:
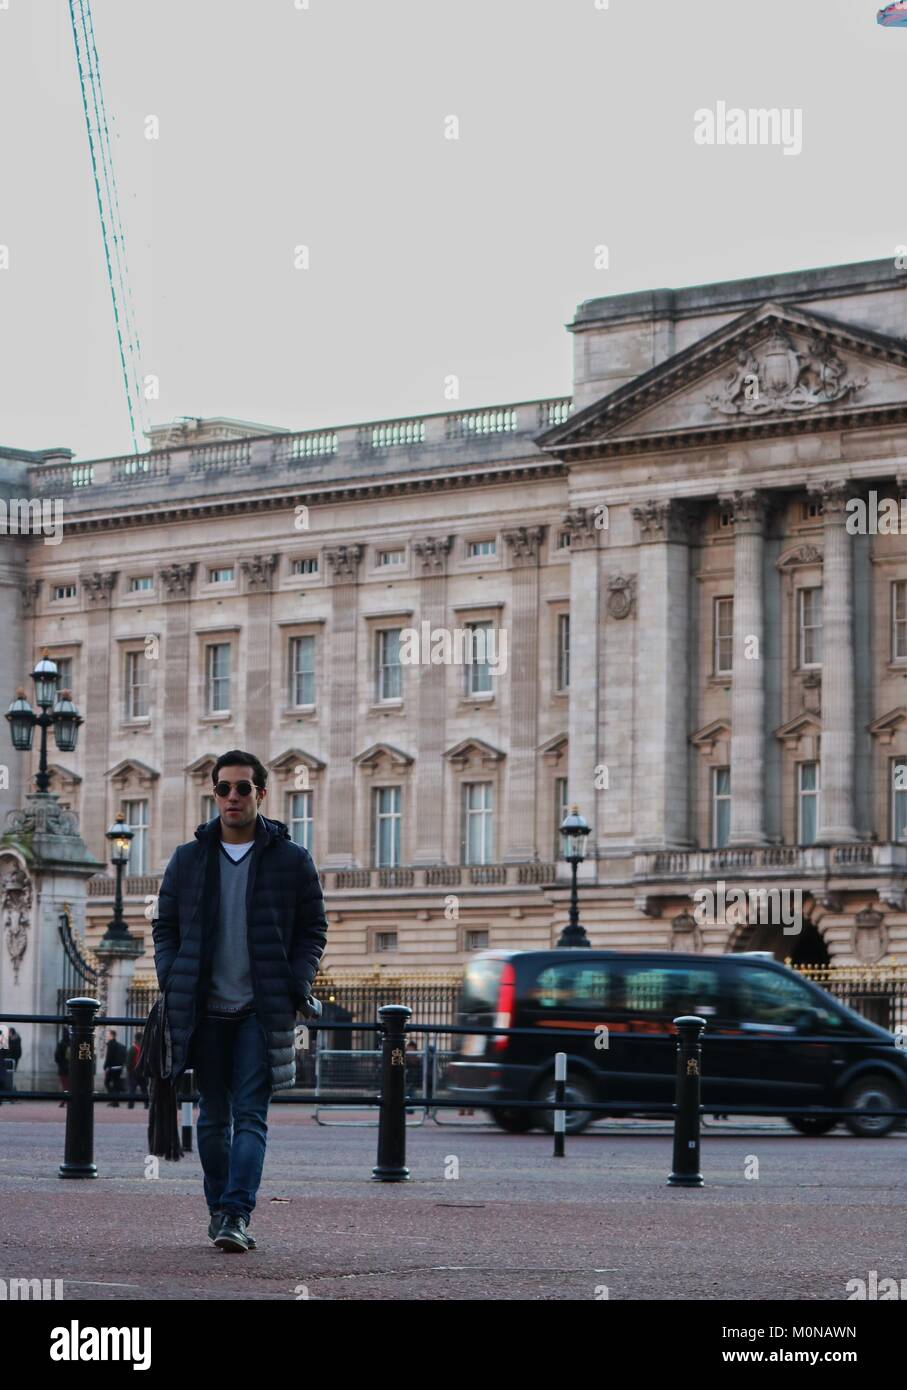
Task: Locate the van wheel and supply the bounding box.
[842,1075,903,1137]
[786,1115,838,1136]
[532,1076,597,1135]
[489,1107,535,1134]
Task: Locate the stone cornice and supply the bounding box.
[37,460,567,538]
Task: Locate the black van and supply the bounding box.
[447,949,907,1137]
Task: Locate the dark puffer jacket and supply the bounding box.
[151,813,328,1092]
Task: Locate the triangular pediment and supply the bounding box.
[444,737,506,768]
[538,302,907,456]
[690,719,732,751]
[106,758,159,787]
[774,711,823,744]
[354,742,414,771]
[269,747,326,773]
[868,707,907,740]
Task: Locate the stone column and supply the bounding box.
[502,526,546,861]
[322,545,362,869]
[808,479,858,843]
[79,572,118,860]
[719,489,770,846]
[563,509,601,858]
[158,564,195,861]
[631,499,694,849]
[411,536,452,865]
[239,554,278,756]
[0,455,32,833]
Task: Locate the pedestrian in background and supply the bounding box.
[127,1029,149,1110]
[55,1026,70,1106]
[104,1028,127,1106]
[0,1026,10,1105]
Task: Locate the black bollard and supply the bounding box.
[667,1015,706,1187]
[372,1004,412,1181]
[59,997,101,1179]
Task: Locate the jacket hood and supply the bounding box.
[194,812,291,844]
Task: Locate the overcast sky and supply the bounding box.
[1,0,904,460]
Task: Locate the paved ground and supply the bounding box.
[1,1103,905,1300]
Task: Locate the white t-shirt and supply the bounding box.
[220,840,254,862]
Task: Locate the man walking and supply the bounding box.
[152,749,328,1252]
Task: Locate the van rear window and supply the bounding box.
[461,958,505,1012]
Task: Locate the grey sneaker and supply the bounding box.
[215,1213,253,1252]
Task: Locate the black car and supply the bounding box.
[447,949,907,1137]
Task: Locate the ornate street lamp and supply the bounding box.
[4,651,84,792]
[556,805,591,948]
[101,809,135,944]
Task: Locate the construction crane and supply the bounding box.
[69,0,147,455]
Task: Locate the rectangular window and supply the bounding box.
[554,776,569,858]
[201,795,216,825]
[892,758,907,842]
[54,656,73,697]
[376,628,402,701]
[467,539,496,558]
[376,549,405,567]
[557,613,570,690]
[466,930,490,951]
[289,635,316,706]
[287,790,313,850]
[128,576,153,592]
[893,580,907,662]
[712,766,731,848]
[462,782,493,865]
[714,596,734,674]
[52,584,77,600]
[207,567,234,584]
[465,620,493,695]
[292,557,319,575]
[206,643,231,713]
[124,799,149,876]
[375,931,397,953]
[797,761,820,845]
[374,786,402,867]
[798,587,823,667]
[125,650,149,719]
[556,531,571,550]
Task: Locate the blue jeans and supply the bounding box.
[191,1013,271,1224]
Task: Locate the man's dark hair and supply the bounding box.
[212,749,268,790]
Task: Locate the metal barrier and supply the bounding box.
[313,1045,427,1127]
[3,1000,907,1187]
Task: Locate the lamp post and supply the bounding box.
[556,805,591,948]
[100,810,135,945]
[4,651,84,791]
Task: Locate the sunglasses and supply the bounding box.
[214,780,259,798]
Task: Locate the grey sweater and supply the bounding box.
[205,843,256,1018]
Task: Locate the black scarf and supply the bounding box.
[136,993,183,1162]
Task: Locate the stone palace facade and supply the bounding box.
[1,255,906,978]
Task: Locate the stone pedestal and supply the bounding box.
[0,792,106,1090]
